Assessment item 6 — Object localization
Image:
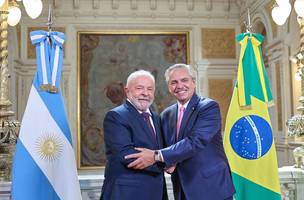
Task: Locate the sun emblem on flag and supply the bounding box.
[36,133,63,162]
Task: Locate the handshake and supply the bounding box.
[125,147,176,174]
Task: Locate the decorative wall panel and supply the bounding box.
[208,79,233,129]
[202,28,236,59]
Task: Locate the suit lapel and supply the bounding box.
[177,94,200,141]
[169,104,178,143]
[151,111,161,148]
[125,101,158,147]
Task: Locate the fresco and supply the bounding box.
[78,32,189,168]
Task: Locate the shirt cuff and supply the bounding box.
[159,150,164,162]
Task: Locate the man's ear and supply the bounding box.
[124,87,128,94]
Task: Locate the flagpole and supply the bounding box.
[47,4,53,33]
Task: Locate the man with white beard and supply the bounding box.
[100,70,168,200]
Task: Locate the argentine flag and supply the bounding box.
[12,31,82,200]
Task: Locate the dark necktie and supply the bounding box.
[141,112,156,138]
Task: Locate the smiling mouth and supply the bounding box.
[175,90,187,95]
[138,98,150,102]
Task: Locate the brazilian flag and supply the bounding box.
[224,33,281,200]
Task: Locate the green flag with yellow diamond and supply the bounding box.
[224,33,281,200]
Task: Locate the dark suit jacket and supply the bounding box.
[101,101,167,200]
[161,94,235,200]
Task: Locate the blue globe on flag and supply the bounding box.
[230,115,273,160]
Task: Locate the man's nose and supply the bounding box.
[142,88,149,96]
[176,81,183,88]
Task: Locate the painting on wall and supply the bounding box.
[77,31,189,168]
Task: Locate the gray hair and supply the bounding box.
[126,70,155,87]
[164,63,196,83]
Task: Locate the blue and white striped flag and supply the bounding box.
[12,31,82,200]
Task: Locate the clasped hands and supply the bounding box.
[125,147,155,169]
[125,147,176,173]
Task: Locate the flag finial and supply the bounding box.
[245,8,253,33]
[47,4,53,33]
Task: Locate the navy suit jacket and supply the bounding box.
[101,101,167,200]
[160,94,235,200]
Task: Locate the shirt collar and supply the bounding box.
[177,100,190,110]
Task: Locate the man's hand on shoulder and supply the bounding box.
[125,147,155,169]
